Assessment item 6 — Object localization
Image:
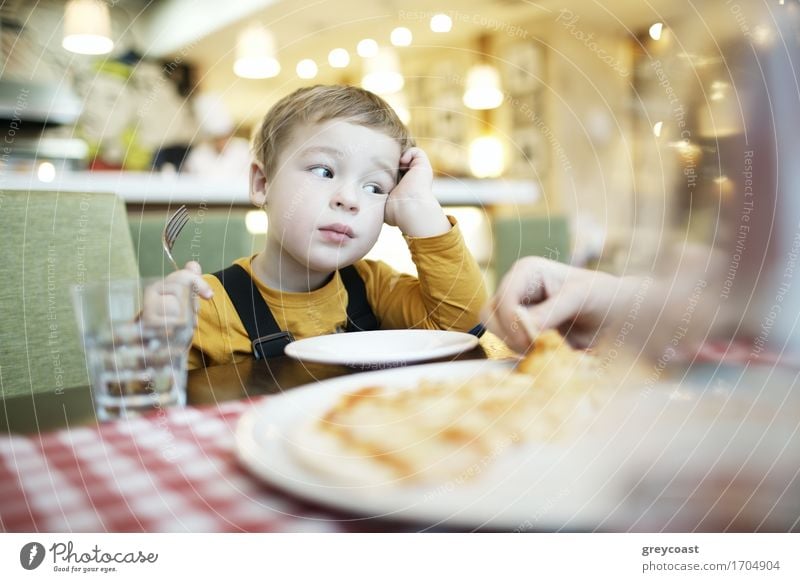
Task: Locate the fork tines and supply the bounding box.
[165,205,190,243]
[163,205,190,271]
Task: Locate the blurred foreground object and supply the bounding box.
[587,0,800,367]
[589,0,800,532]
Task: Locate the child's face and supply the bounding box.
[258,120,402,276]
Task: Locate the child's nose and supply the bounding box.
[330,184,360,213]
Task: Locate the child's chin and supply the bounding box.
[306,255,357,273]
[304,242,371,273]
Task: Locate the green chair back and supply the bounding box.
[0,191,139,398]
[128,209,257,277]
[492,214,571,281]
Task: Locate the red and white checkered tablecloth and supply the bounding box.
[693,340,800,369]
[0,398,352,533]
[3,340,793,533]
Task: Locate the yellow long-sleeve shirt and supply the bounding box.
[189,218,488,369]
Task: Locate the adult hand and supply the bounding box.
[484,257,629,352]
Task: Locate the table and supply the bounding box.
[5,340,795,533]
[0,345,494,532]
[0,344,492,435]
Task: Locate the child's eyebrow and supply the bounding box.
[369,157,397,183]
[300,146,342,157]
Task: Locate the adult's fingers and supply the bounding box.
[489,258,553,350]
[494,289,586,353]
[525,285,586,335]
[484,303,531,353]
[527,271,625,348]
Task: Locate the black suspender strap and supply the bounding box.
[339,265,379,332]
[212,263,379,359]
[467,322,486,338]
[212,264,294,359]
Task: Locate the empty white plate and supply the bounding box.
[283,329,479,366]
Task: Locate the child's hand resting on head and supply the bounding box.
[384,147,451,238]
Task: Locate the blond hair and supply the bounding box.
[252,85,414,176]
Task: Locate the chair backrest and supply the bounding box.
[492,214,571,282]
[128,209,257,277]
[0,190,139,398]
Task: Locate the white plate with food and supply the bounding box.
[283,329,479,366]
[237,332,645,530]
[238,330,800,530]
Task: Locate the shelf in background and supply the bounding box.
[3,171,539,207]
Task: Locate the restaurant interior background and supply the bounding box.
[2,0,799,535]
[1,0,797,339]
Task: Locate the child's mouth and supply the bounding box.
[318,224,354,244]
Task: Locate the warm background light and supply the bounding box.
[296,59,318,79]
[361,47,404,95]
[245,210,268,234]
[652,121,663,137]
[234,25,280,79]
[430,14,453,33]
[62,0,114,55]
[390,27,412,47]
[328,48,350,68]
[37,162,56,183]
[357,38,379,58]
[649,22,664,40]
[463,64,504,110]
[469,136,505,178]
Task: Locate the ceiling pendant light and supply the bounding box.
[62,0,114,55]
[234,24,280,79]
[649,22,664,41]
[464,35,505,177]
[463,64,504,110]
[463,36,504,110]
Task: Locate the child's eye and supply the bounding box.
[362,183,386,195]
[310,165,333,178]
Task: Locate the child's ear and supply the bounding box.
[249,162,268,207]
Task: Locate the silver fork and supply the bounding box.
[161,205,190,271]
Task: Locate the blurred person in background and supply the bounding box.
[183,93,251,177]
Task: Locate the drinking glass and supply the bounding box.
[72,278,194,421]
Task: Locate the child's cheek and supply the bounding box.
[364,195,387,214]
[375,199,390,225]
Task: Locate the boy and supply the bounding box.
[164,85,487,368]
